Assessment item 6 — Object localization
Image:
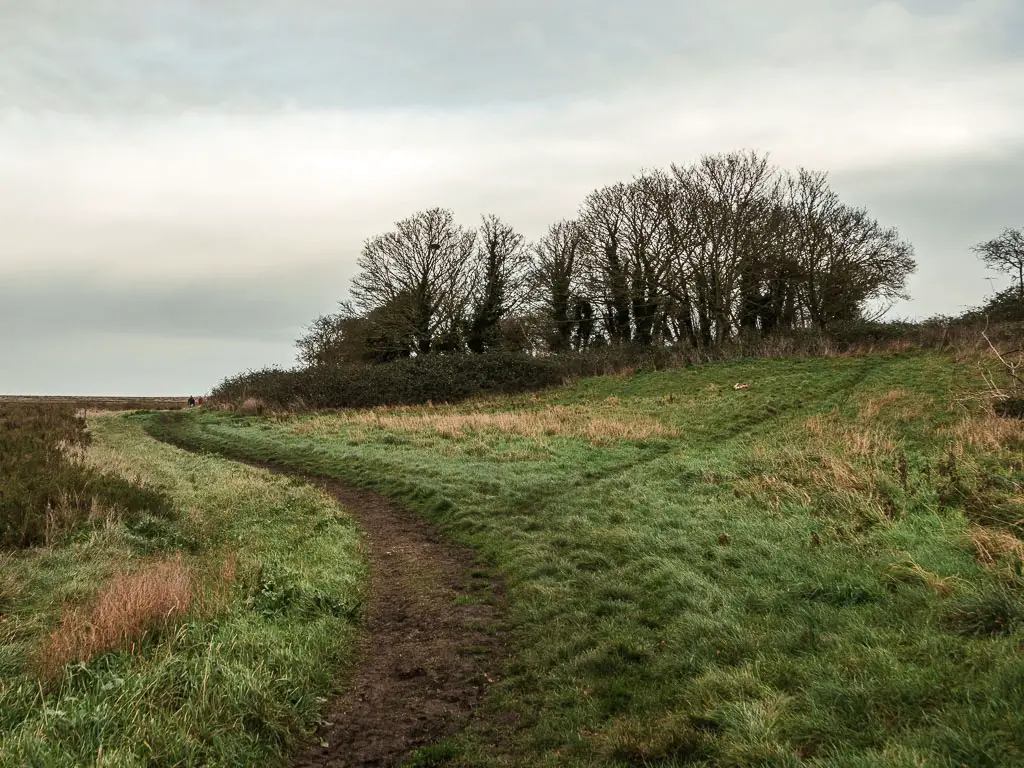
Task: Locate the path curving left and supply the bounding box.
[291,478,509,767]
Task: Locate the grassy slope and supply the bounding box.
[147,352,1024,767]
[0,416,365,767]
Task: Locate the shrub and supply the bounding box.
[212,352,570,410]
[209,321,1024,412]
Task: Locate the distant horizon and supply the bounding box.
[0,393,193,399]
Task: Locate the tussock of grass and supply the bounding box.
[148,352,1024,767]
[37,556,194,680]
[944,410,1024,452]
[883,556,958,596]
[855,387,933,421]
[971,525,1024,571]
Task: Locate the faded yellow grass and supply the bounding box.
[884,556,957,596]
[37,557,194,679]
[805,413,897,459]
[735,474,813,510]
[36,554,238,680]
[943,412,1024,454]
[749,408,907,522]
[295,403,679,444]
[857,388,932,421]
[794,414,895,499]
[969,526,1024,572]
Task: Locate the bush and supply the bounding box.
[960,287,1024,324]
[212,352,569,410]
[209,320,1024,412]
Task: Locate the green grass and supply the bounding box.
[0,415,365,767]
[148,354,1024,765]
[148,351,1024,767]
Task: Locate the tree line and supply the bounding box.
[298,150,918,366]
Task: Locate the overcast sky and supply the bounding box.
[2,0,1022,394]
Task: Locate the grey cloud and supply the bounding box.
[0,333,289,396]
[0,266,349,394]
[2,1,1021,112]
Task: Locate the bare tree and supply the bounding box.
[467,215,532,353]
[619,171,675,345]
[974,228,1024,298]
[658,174,702,345]
[798,199,915,328]
[296,299,414,365]
[532,219,585,351]
[579,183,632,343]
[660,156,914,339]
[296,311,346,367]
[349,207,476,355]
[668,150,781,344]
[324,153,917,363]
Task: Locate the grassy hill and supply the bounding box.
[146,351,1024,767]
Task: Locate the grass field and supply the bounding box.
[0,415,365,766]
[146,352,1024,767]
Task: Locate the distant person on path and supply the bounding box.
[197,396,204,407]
[188,395,196,409]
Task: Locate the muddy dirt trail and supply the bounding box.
[283,478,510,767]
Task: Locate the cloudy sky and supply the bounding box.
[1,0,1022,394]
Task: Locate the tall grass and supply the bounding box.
[296,402,679,444]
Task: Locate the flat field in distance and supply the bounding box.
[0,395,187,412]
[149,351,1024,767]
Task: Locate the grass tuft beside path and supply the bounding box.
[149,352,1024,767]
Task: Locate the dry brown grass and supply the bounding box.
[805,414,897,459]
[883,556,957,596]
[969,526,1024,572]
[798,415,895,503]
[295,404,679,444]
[856,388,932,421]
[37,557,194,679]
[943,413,1024,454]
[754,413,903,526]
[735,474,813,511]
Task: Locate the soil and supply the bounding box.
[289,479,510,768]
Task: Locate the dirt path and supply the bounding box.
[287,478,509,768]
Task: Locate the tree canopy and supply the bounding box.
[298,151,918,363]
